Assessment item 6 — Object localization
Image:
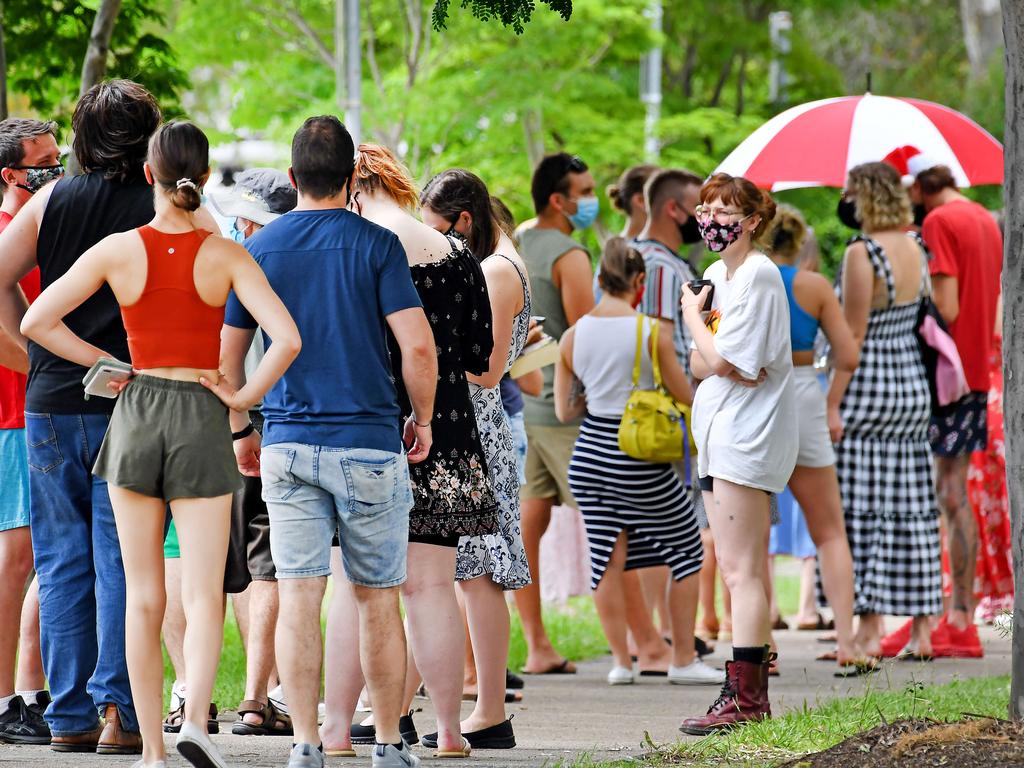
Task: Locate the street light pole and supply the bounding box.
[344,0,362,145]
[640,0,662,162]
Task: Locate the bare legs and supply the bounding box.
[459,576,509,732]
[0,527,41,697]
[637,566,671,636]
[697,529,720,638]
[935,455,976,629]
[162,557,186,688]
[787,465,860,663]
[238,580,280,726]
[514,497,572,673]
[278,576,329,746]
[110,488,231,764]
[704,481,771,649]
[593,533,636,669]
[320,552,362,753]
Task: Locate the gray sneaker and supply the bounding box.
[372,743,421,767]
[286,743,324,768]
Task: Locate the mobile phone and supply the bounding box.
[687,280,715,312]
[82,357,134,400]
[531,315,547,324]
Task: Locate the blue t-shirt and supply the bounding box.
[224,208,421,452]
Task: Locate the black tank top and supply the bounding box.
[28,171,154,413]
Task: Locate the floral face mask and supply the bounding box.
[697,215,749,253]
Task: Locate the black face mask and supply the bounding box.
[913,204,928,228]
[678,215,702,245]
[837,197,862,230]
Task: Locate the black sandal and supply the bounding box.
[231,699,293,736]
[162,702,219,734]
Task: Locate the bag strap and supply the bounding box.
[631,314,644,389]
[649,317,665,391]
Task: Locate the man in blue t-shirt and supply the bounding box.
[219,116,436,768]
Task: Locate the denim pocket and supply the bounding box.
[344,450,399,517]
[260,447,300,502]
[24,413,63,474]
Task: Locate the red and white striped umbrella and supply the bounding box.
[715,93,1003,191]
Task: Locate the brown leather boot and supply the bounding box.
[679,651,774,735]
[96,704,142,755]
[50,725,103,753]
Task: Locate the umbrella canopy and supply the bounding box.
[715,93,1004,191]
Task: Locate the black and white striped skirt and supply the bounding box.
[567,415,703,590]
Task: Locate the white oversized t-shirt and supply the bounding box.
[691,253,798,493]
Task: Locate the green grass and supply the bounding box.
[559,675,1012,767]
[162,568,805,711]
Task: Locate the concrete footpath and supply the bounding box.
[0,626,1010,767]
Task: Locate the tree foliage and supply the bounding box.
[430,0,572,34]
[2,0,188,125]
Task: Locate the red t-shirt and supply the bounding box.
[923,199,1002,392]
[0,211,41,430]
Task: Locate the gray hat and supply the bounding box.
[208,168,297,226]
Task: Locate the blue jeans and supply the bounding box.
[25,412,136,736]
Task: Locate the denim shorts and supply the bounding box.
[507,411,528,487]
[261,442,412,587]
[0,428,30,531]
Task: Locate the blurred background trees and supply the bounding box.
[0,0,1005,272]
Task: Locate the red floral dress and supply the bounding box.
[944,335,1013,622]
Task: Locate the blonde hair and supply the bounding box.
[767,204,808,262]
[353,143,418,210]
[847,162,913,232]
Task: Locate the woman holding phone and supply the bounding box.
[678,173,796,735]
[21,121,300,768]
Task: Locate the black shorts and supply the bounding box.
[224,413,276,593]
[929,391,988,458]
[408,531,461,548]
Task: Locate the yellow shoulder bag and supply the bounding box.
[617,315,693,464]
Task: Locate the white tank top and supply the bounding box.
[572,314,655,417]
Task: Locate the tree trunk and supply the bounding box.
[0,1,8,121]
[962,0,1003,80]
[79,0,123,97]
[1002,0,1024,724]
[708,53,733,108]
[522,107,545,169]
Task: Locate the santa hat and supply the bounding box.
[881,145,941,187]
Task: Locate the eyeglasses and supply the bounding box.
[562,155,587,174]
[694,205,749,224]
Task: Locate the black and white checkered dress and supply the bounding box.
[834,236,942,617]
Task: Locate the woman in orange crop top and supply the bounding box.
[22,121,300,768]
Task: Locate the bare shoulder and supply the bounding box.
[795,270,833,294]
[199,232,254,269]
[95,230,143,264]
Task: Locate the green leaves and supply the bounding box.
[430,0,573,34]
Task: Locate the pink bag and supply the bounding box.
[918,312,970,407]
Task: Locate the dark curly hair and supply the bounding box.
[72,79,162,182]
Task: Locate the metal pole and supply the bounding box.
[640,0,662,162]
[344,0,362,145]
[334,0,345,116]
[768,11,791,107]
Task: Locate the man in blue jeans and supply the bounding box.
[218,116,437,768]
[0,80,162,754]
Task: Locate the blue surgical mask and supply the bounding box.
[568,196,599,230]
[229,222,246,243]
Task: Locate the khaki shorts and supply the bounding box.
[523,422,578,505]
[93,375,241,502]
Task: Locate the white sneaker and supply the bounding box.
[669,659,726,685]
[176,720,228,768]
[268,684,326,720]
[607,665,635,685]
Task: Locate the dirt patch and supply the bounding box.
[781,717,1024,768]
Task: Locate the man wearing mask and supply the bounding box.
[909,162,1001,658]
[635,169,704,371]
[147,170,297,737]
[516,153,596,675]
[0,117,61,746]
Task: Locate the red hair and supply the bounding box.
[353,143,419,210]
[700,173,777,240]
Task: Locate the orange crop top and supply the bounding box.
[121,226,224,370]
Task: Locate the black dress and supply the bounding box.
[388,241,499,543]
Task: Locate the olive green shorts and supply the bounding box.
[93,375,242,502]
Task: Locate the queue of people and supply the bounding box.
[0,75,1008,768]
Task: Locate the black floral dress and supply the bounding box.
[388,242,499,541]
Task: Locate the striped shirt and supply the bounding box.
[634,239,698,372]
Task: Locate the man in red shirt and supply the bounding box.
[912,163,1002,657]
[0,117,61,744]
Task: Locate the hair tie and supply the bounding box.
[176,178,197,191]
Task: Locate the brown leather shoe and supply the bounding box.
[50,725,103,753]
[679,650,774,736]
[96,704,142,755]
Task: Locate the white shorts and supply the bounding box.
[793,366,835,468]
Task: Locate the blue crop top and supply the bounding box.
[777,264,819,352]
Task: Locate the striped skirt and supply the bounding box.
[567,415,703,590]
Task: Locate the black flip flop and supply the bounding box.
[520,659,575,675]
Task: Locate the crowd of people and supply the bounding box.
[0,76,1009,768]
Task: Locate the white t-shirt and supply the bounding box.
[691,253,797,493]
